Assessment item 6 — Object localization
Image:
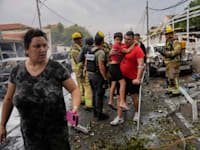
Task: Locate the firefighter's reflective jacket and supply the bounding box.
[164,38,181,64]
[70,43,83,69]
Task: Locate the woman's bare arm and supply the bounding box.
[62,78,81,113]
[0,82,16,143]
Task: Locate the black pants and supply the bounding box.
[88,73,105,113]
[109,64,124,81]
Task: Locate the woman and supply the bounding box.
[0,29,81,150]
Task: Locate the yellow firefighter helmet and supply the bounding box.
[72,32,82,39]
[165,27,174,34]
[96,31,104,38]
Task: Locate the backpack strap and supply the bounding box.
[92,48,101,54]
[169,39,176,51]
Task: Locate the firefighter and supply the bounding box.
[162,27,181,96]
[71,32,85,103]
[78,37,94,110]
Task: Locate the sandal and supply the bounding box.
[108,104,117,110]
[120,106,129,112]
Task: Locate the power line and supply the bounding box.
[31,0,47,26]
[39,1,76,25]
[149,0,190,11]
[31,12,37,25]
[36,0,42,29]
[135,9,146,33]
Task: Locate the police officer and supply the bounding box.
[71,32,85,103]
[96,31,111,87]
[162,27,181,96]
[87,34,109,120]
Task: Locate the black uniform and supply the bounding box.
[139,42,147,63]
[87,47,107,119]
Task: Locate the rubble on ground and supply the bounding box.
[0,74,200,150]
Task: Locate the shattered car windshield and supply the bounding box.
[52,52,68,60]
[0,43,16,59]
[0,42,25,59]
[154,46,164,52]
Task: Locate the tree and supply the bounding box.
[189,0,200,30]
[175,0,200,31]
[57,22,64,33]
[51,23,92,46]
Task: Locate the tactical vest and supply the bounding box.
[86,47,107,73]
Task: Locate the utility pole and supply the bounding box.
[186,6,190,48]
[146,0,149,49]
[36,0,42,29]
[146,0,150,83]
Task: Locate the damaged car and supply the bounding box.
[50,51,73,74]
[0,39,27,99]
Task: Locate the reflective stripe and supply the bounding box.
[171,88,180,94]
[171,78,180,94]
[73,65,79,69]
[84,71,93,107]
[72,63,82,69]
[77,62,83,68]
[175,78,179,89]
[174,44,181,49]
[74,68,85,102]
[168,87,173,92]
[164,60,179,64]
[81,96,85,102]
[71,49,79,54]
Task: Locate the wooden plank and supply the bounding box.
[179,86,198,122]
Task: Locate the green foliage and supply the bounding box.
[174,21,186,31]
[175,0,200,31]
[51,23,92,46]
[91,136,147,150]
[190,0,200,7]
[149,32,153,35]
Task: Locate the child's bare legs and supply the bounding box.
[108,81,116,107]
[118,78,129,110]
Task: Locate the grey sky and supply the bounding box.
[0,0,192,40]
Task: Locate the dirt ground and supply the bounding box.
[1,54,200,150]
[68,73,200,150]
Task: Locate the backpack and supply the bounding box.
[86,48,101,72]
[180,40,186,58]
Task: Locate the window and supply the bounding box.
[0,43,16,59]
[0,43,14,52]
